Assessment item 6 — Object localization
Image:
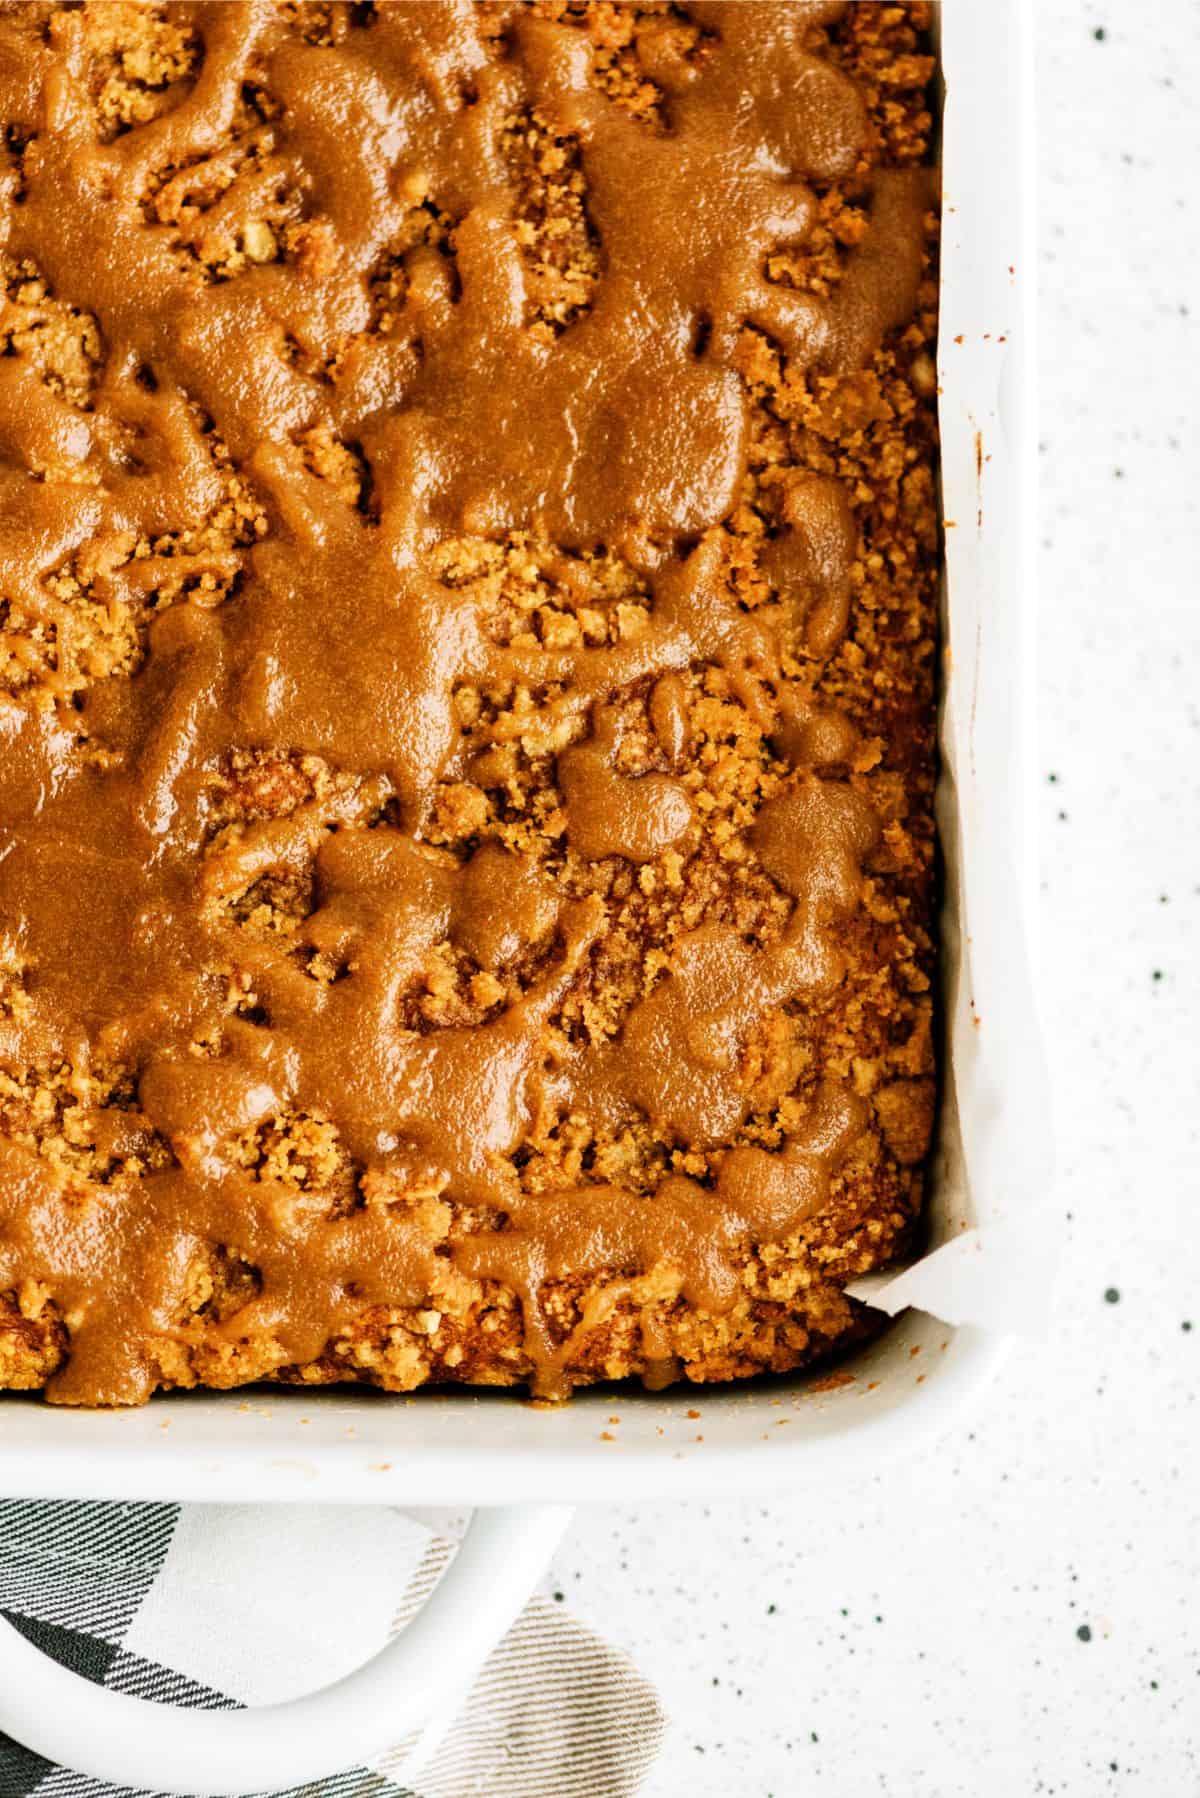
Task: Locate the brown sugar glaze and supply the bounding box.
[0,1,940,1405]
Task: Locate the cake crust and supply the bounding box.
[0,0,939,1407]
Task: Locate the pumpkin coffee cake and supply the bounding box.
[0,1,939,1406]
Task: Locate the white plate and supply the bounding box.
[0,5,1043,1785]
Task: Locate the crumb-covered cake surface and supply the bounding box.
[0,0,939,1407]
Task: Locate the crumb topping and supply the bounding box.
[0,1,939,1408]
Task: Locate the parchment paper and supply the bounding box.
[848,0,1057,1334]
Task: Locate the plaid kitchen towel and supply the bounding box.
[0,1503,666,1798]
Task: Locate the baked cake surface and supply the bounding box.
[0,0,939,1407]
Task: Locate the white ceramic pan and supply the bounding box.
[0,2,1042,1789]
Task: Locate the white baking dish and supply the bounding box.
[0,2,1041,1788]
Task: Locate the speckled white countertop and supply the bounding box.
[547,4,1200,1792]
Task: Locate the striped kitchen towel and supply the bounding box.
[0,1503,665,1798]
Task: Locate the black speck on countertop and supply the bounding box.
[1078,1624,1093,1643]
